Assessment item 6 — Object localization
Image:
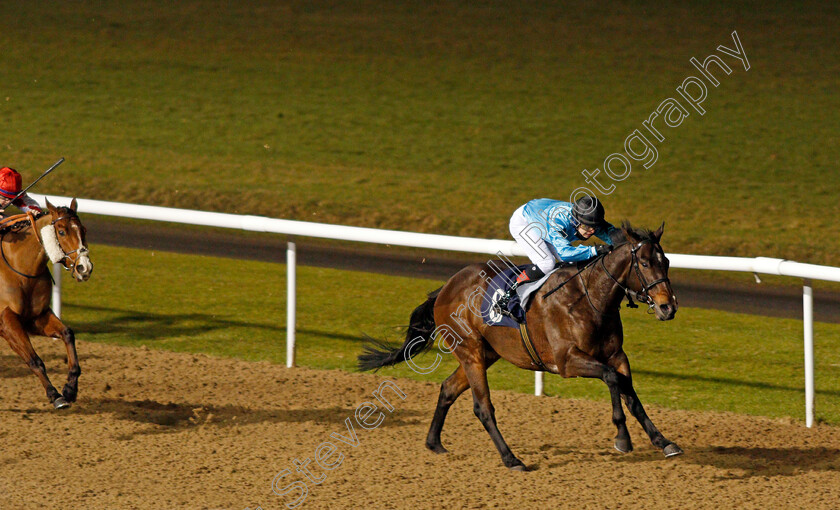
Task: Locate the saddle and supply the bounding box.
[0,213,35,235]
[479,261,575,328]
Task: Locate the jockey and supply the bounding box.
[497,195,617,308]
[0,167,42,214]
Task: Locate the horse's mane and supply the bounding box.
[53,207,78,217]
[609,220,658,246]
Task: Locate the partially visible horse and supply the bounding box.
[359,223,681,469]
[0,198,93,408]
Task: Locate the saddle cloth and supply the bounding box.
[479,263,563,328]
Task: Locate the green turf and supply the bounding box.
[0,1,837,267]
[56,244,840,425]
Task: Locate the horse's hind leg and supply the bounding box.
[30,310,80,403]
[0,308,67,408]
[609,351,682,457]
[426,352,500,454]
[426,365,469,453]
[462,355,525,470]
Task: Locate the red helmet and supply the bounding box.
[0,167,22,199]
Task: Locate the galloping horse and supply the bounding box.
[359,223,681,469]
[0,198,92,409]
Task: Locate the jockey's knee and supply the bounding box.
[535,258,556,274]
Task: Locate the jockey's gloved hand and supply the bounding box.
[595,244,613,256]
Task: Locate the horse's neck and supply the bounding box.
[584,251,633,312]
[25,217,50,265]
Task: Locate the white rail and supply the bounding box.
[35,194,838,427]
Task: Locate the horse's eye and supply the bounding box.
[641,262,649,268]
[58,230,66,237]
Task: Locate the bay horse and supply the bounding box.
[0,198,93,409]
[359,223,682,469]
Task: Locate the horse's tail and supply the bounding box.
[357,287,441,371]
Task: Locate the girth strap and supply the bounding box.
[519,322,549,372]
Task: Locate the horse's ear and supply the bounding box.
[654,222,665,242]
[70,198,78,212]
[45,198,57,215]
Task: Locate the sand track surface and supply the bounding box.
[1,340,839,509]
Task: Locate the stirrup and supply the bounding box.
[496,293,512,310]
[494,303,520,322]
[496,280,522,310]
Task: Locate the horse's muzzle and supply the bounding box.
[655,302,677,321]
[73,254,93,282]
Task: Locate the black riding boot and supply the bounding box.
[496,265,546,310]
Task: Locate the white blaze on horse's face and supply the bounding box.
[72,247,93,282]
[64,220,93,282]
[644,246,677,321]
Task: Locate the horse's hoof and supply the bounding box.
[663,443,683,457]
[53,397,70,409]
[62,387,78,403]
[425,442,448,454]
[505,458,527,471]
[614,437,633,453]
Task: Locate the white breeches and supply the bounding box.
[509,205,558,274]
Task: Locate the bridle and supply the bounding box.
[45,211,90,274]
[543,238,671,316]
[600,239,671,312]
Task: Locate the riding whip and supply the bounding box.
[5,157,65,205]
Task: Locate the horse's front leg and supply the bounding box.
[30,309,80,403]
[608,350,682,457]
[562,347,632,454]
[0,307,67,408]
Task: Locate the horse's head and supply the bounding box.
[618,222,677,321]
[44,198,93,282]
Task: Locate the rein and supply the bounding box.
[542,257,600,299]
[543,239,671,315]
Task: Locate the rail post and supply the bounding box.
[535,371,544,396]
[52,262,62,317]
[803,279,814,427]
[287,241,296,368]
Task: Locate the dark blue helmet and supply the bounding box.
[572,195,606,228]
